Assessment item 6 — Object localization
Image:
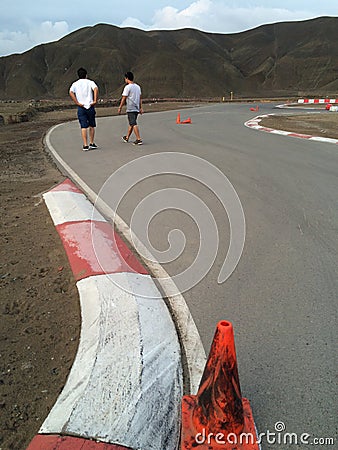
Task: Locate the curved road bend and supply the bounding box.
[47,103,337,448]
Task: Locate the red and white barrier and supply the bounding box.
[297,98,338,104]
[27,179,183,450]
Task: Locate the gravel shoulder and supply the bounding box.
[259,110,338,139]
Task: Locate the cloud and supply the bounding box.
[121,0,213,30]
[120,0,317,34]
[0,21,69,56]
[152,0,212,28]
[29,21,69,44]
[120,17,148,29]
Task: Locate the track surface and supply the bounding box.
[46,103,337,448]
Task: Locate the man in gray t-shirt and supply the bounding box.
[118,72,143,145]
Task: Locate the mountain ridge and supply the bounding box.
[0,16,337,100]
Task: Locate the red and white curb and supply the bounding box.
[27,179,183,450]
[245,114,338,145]
[44,124,207,395]
[27,435,131,449]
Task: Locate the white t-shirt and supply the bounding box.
[122,83,141,112]
[69,78,98,109]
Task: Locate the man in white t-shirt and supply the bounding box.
[118,71,143,145]
[69,67,99,151]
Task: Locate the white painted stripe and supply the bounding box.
[39,276,101,433]
[270,129,290,136]
[310,136,338,144]
[40,273,182,450]
[43,190,106,225]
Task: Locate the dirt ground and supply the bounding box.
[259,109,338,139]
[0,102,337,450]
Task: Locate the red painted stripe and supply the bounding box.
[259,127,274,132]
[50,179,83,193]
[56,220,148,280]
[288,133,312,139]
[27,434,132,449]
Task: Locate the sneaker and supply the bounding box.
[121,136,129,143]
[82,145,90,151]
[133,139,143,145]
[89,142,98,149]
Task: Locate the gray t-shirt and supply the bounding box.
[122,83,141,112]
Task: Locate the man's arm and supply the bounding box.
[91,86,98,106]
[69,90,83,107]
[139,95,143,114]
[118,96,127,114]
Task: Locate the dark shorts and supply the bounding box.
[127,111,139,126]
[77,106,96,128]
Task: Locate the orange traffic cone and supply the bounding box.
[181,321,259,449]
[250,106,259,112]
[181,117,192,124]
[176,113,181,124]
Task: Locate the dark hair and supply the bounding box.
[77,67,87,79]
[124,71,134,81]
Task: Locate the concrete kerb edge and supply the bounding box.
[44,123,207,395]
[245,110,338,145]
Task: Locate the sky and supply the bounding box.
[1,1,337,57]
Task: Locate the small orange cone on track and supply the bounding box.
[181,321,259,449]
[250,105,259,112]
[176,113,192,124]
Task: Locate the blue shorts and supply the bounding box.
[77,106,96,128]
[127,111,139,126]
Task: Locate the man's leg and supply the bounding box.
[78,107,89,147]
[81,128,88,146]
[133,125,141,141]
[88,108,96,145]
[89,126,95,145]
[126,113,141,141]
[126,125,134,140]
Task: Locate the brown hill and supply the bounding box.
[0,16,337,100]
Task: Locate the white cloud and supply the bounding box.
[0,31,29,56]
[29,21,69,44]
[120,1,318,33]
[152,0,212,28]
[120,17,148,29]
[0,21,69,56]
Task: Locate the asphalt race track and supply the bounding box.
[46,103,337,449]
